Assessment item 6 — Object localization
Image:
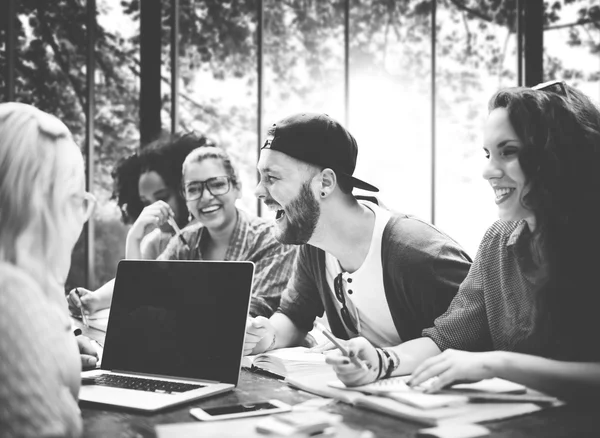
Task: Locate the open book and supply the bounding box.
[242,347,337,380]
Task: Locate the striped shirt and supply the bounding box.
[158,208,297,318]
[423,220,598,360]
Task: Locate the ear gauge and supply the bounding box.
[321,192,326,197]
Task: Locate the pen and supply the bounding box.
[166,217,190,250]
[75,288,89,327]
[320,327,369,371]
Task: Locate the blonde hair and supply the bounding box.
[0,102,75,284]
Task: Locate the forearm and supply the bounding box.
[270,313,308,350]
[125,233,142,259]
[491,351,600,401]
[389,337,442,376]
[93,279,116,309]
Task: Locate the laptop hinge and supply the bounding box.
[111,370,220,385]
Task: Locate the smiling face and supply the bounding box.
[255,149,320,244]
[483,108,535,230]
[138,170,181,232]
[183,158,239,232]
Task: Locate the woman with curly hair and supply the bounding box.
[113,132,211,259]
[325,81,600,401]
[67,132,209,315]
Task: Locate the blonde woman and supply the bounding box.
[0,103,96,437]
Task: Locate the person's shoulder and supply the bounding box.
[479,220,522,249]
[382,213,470,263]
[0,263,43,317]
[0,262,39,292]
[242,209,282,240]
[384,212,459,245]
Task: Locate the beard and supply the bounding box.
[275,181,320,245]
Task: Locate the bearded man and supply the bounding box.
[244,113,471,357]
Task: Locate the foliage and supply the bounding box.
[0,0,598,286]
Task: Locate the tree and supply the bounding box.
[1,0,598,283]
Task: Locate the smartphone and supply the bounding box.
[190,399,292,421]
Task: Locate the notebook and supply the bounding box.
[79,260,254,412]
[286,373,563,426]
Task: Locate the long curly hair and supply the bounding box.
[488,84,600,358]
[112,132,213,225]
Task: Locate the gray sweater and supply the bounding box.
[278,212,472,342]
[0,262,82,437]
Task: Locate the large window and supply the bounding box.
[349,1,432,225]
[544,1,599,102]
[435,1,518,255]
[4,0,599,284]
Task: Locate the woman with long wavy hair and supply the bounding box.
[325,82,600,402]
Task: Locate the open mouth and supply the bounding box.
[275,209,285,221]
[200,205,222,215]
[494,188,515,204]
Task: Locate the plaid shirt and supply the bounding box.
[423,220,598,360]
[158,208,297,318]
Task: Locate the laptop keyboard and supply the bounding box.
[90,374,205,394]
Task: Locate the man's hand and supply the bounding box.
[325,336,380,387]
[77,335,99,370]
[244,316,276,356]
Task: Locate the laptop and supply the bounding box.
[79,260,254,411]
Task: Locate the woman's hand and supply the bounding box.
[324,336,380,387]
[409,349,500,392]
[67,287,103,316]
[127,200,175,243]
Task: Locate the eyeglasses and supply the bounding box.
[75,191,97,222]
[182,176,232,201]
[531,80,568,98]
[334,273,358,334]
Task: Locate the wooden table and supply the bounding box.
[81,369,600,438]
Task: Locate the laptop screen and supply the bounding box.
[101,260,254,385]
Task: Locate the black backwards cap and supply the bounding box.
[261,113,379,192]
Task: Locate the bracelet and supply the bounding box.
[375,348,384,380]
[388,348,400,373]
[381,349,394,379]
[265,332,277,352]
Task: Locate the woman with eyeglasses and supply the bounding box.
[156,146,297,318]
[0,102,97,436]
[325,82,600,401]
[116,132,211,260]
[67,133,207,317]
